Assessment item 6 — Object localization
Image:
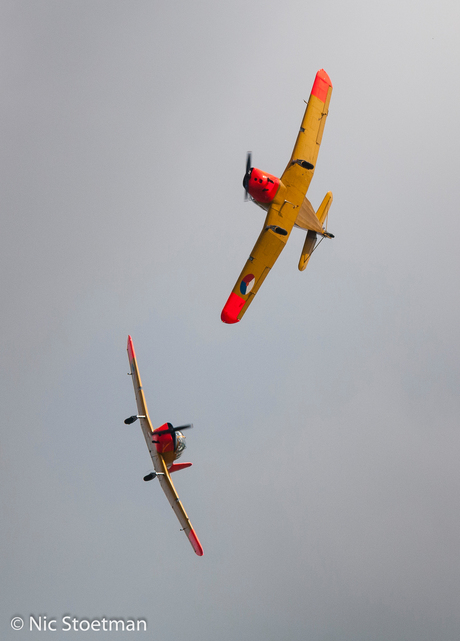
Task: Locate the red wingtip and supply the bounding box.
[188,528,204,556]
[221,292,245,324]
[317,69,332,87]
[127,335,136,362]
[311,69,332,102]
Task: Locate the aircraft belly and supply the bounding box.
[221,70,332,324]
[126,335,204,556]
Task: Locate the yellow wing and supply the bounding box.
[154,457,203,556]
[221,70,332,324]
[126,336,203,556]
[221,225,287,324]
[280,69,333,205]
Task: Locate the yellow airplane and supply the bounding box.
[221,69,333,324]
[125,336,203,556]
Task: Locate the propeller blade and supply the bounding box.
[153,423,194,436]
[174,423,194,432]
[244,151,252,201]
[246,151,252,175]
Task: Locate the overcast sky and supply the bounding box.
[2,1,460,639]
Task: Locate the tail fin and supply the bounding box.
[298,192,333,271]
[294,191,333,233]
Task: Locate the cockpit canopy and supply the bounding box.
[175,431,186,459]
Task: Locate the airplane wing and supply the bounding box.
[221,225,287,324]
[126,336,203,556]
[280,69,332,199]
[221,70,332,324]
[154,456,204,556]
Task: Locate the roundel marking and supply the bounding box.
[240,274,255,296]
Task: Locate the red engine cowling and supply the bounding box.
[153,423,186,459]
[243,167,280,204]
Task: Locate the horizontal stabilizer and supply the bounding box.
[297,192,333,271]
[298,230,317,271]
[294,197,324,233]
[168,462,192,474]
[316,191,333,225]
[294,191,332,234]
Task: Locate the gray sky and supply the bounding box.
[2,1,460,639]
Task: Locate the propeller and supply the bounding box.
[243,151,252,200]
[153,423,194,436]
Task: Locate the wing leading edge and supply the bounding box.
[126,336,203,556]
[221,69,332,324]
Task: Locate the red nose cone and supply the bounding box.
[246,168,280,204]
[153,423,175,453]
